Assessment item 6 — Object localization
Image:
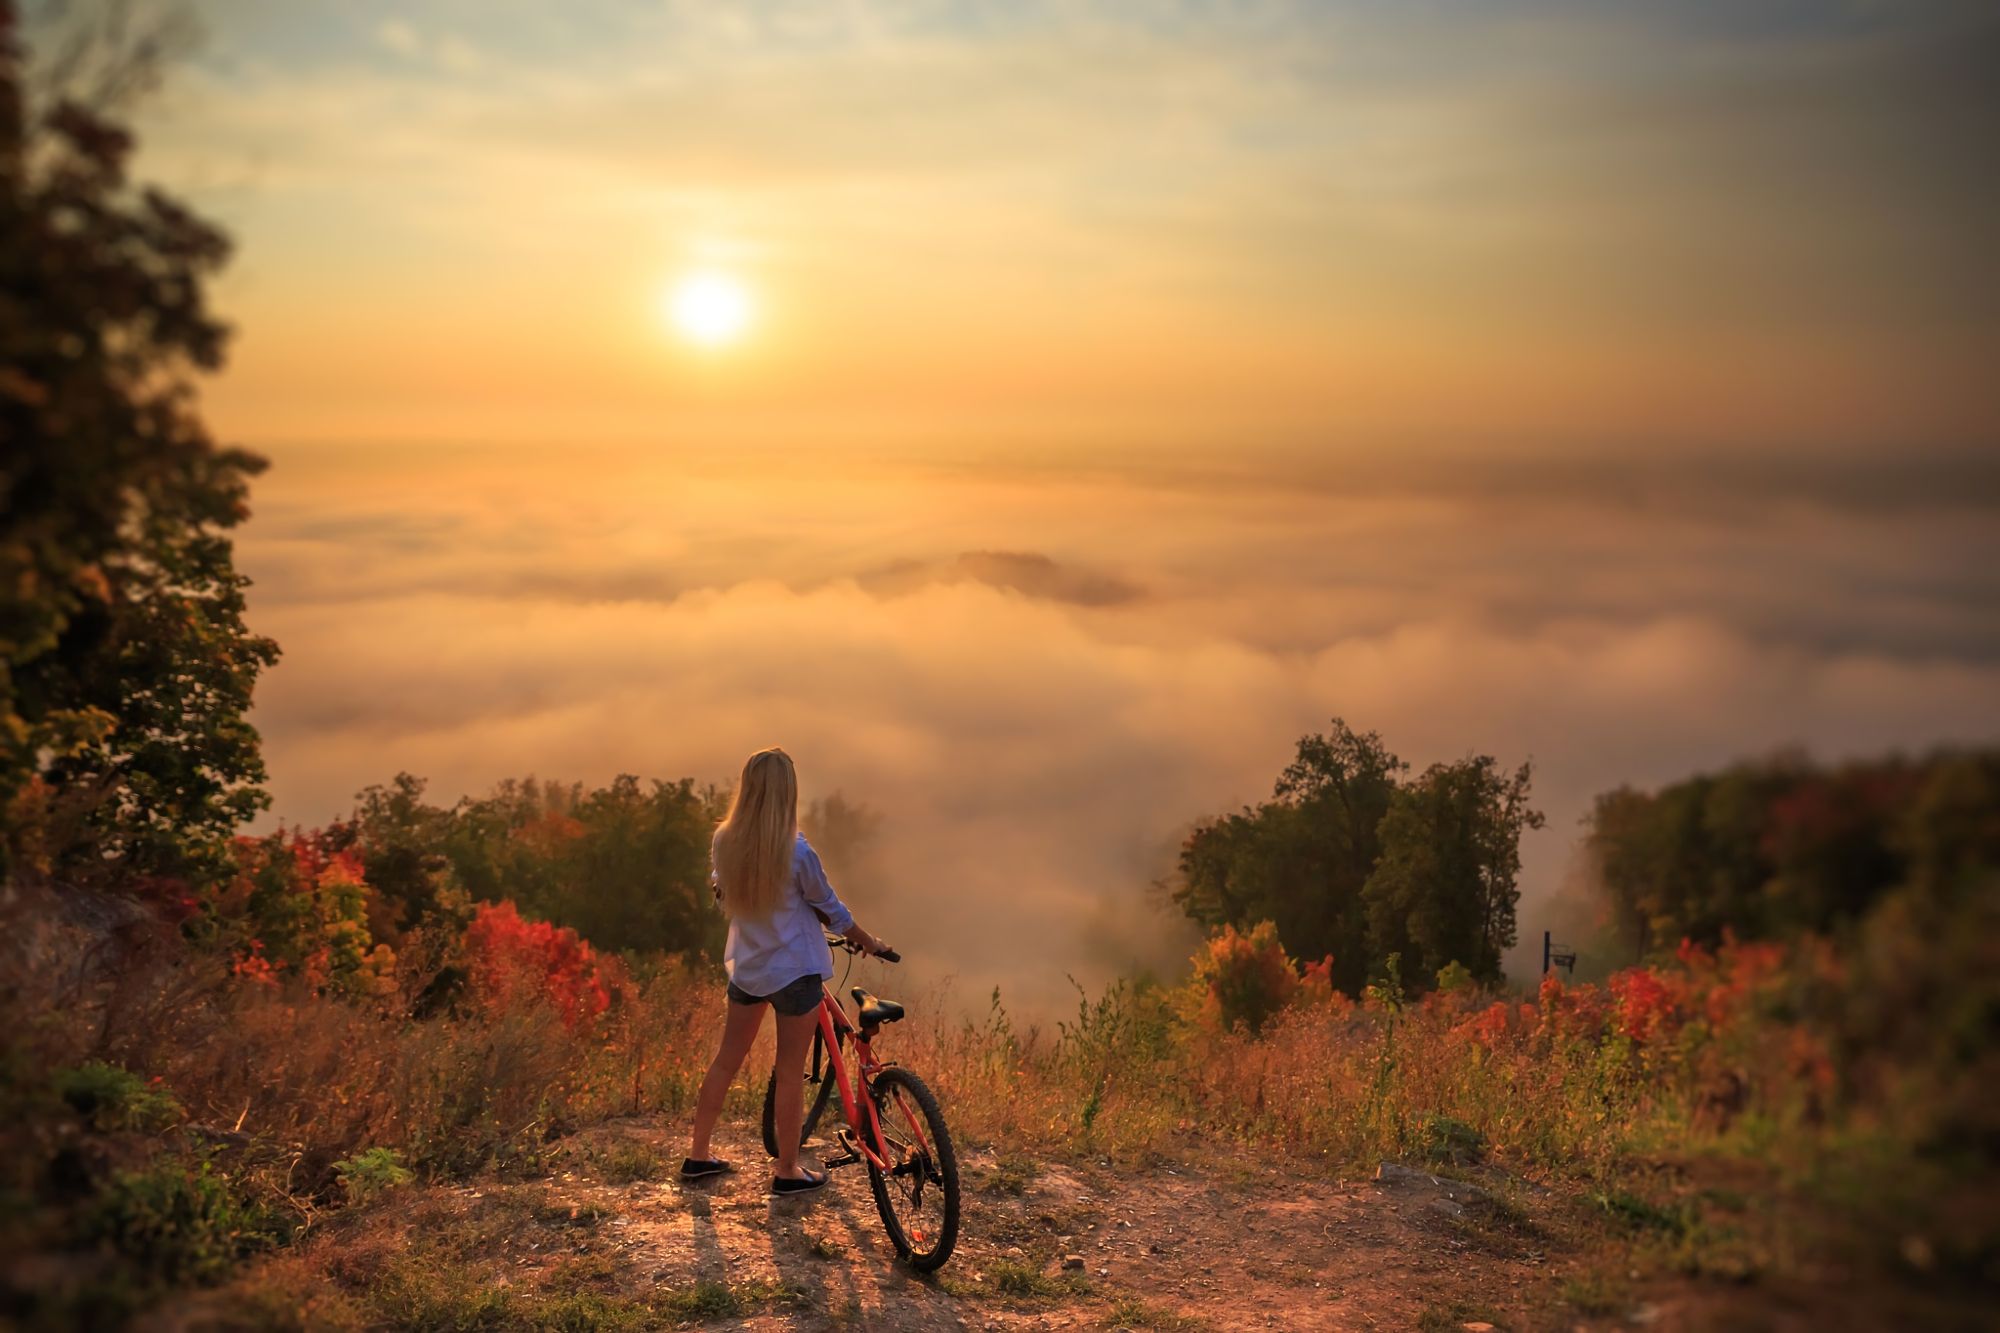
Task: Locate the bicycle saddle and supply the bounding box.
[850,986,905,1027]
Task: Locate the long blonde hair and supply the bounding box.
[712,747,798,920]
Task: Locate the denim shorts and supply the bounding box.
[726,973,824,1017]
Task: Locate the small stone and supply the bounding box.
[1462,1324,1496,1331]
[1003,1245,1026,1260]
[1062,1254,1085,1270]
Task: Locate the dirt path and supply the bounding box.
[171,1113,1629,1331]
[173,1098,1964,1332]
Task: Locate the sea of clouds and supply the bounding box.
[234,442,2000,1011]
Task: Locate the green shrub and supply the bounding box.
[1433,960,1475,994]
[82,1157,287,1285]
[1419,1113,1485,1165]
[333,1147,413,1203]
[54,1063,182,1133]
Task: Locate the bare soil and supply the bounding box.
[150,1114,1974,1331]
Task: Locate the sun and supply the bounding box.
[663,271,754,348]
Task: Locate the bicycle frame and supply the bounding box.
[809,983,935,1175]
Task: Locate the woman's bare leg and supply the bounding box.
[689,999,767,1161]
[771,1007,821,1179]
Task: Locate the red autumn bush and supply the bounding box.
[464,900,616,1029]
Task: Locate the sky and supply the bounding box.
[50,1,2000,1006]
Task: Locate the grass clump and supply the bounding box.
[1103,1296,1211,1328]
[654,1278,799,1320]
[1560,1271,1628,1316]
[333,1147,413,1203]
[578,1138,669,1184]
[1592,1189,1691,1237]
[54,1062,182,1133]
[81,1156,287,1286]
[532,1199,614,1228]
[369,1257,520,1329]
[983,1152,1040,1196]
[987,1259,1091,1300]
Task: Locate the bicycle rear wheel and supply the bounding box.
[864,1067,960,1271]
[761,1024,840,1157]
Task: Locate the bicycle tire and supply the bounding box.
[761,1025,839,1157]
[864,1067,960,1271]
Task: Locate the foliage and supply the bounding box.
[81,1156,287,1286]
[1187,920,1301,1033]
[1175,720,1540,993]
[332,1147,412,1203]
[210,827,395,998]
[1587,748,2000,954]
[1175,720,1401,996]
[0,2,277,887]
[1363,754,1543,984]
[54,1061,181,1132]
[384,771,727,958]
[464,900,616,1030]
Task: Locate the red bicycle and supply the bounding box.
[760,933,961,1271]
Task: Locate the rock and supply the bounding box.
[1462,1324,1496,1331]
[1062,1254,1085,1270]
[1003,1245,1026,1260]
[1376,1162,1441,1189]
[1376,1162,1489,1207]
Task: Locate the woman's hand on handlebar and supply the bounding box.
[831,924,898,962]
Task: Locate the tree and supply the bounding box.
[352,773,469,941]
[1,3,276,886]
[1176,722,1393,995]
[1586,749,1998,951]
[1361,756,1542,985]
[1175,722,1542,993]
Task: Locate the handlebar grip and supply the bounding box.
[876,947,901,964]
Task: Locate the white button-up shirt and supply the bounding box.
[720,833,856,996]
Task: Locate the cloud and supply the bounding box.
[235,444,2000,1011]
[374,20,421,59]
[859,551,1143,607]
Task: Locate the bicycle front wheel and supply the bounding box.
[865,1067,960,1271]
[761,1025,839,1157]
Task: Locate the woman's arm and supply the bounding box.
[798,838,886,955]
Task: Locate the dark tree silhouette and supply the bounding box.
[0,1,276,886]
[1176,720,1540,992]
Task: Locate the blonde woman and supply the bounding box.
[683,748,888,1193]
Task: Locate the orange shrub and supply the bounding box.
[1190,921,1301,1033]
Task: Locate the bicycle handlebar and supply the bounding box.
[826,930,899,964]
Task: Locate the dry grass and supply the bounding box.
[4,882,1990,1325]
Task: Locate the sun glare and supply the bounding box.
[664,271,753,348]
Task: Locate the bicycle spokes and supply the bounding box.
[877,1089,945,1247]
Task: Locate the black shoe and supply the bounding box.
[679,1157,733,1180]
[772,1167,829,1195]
